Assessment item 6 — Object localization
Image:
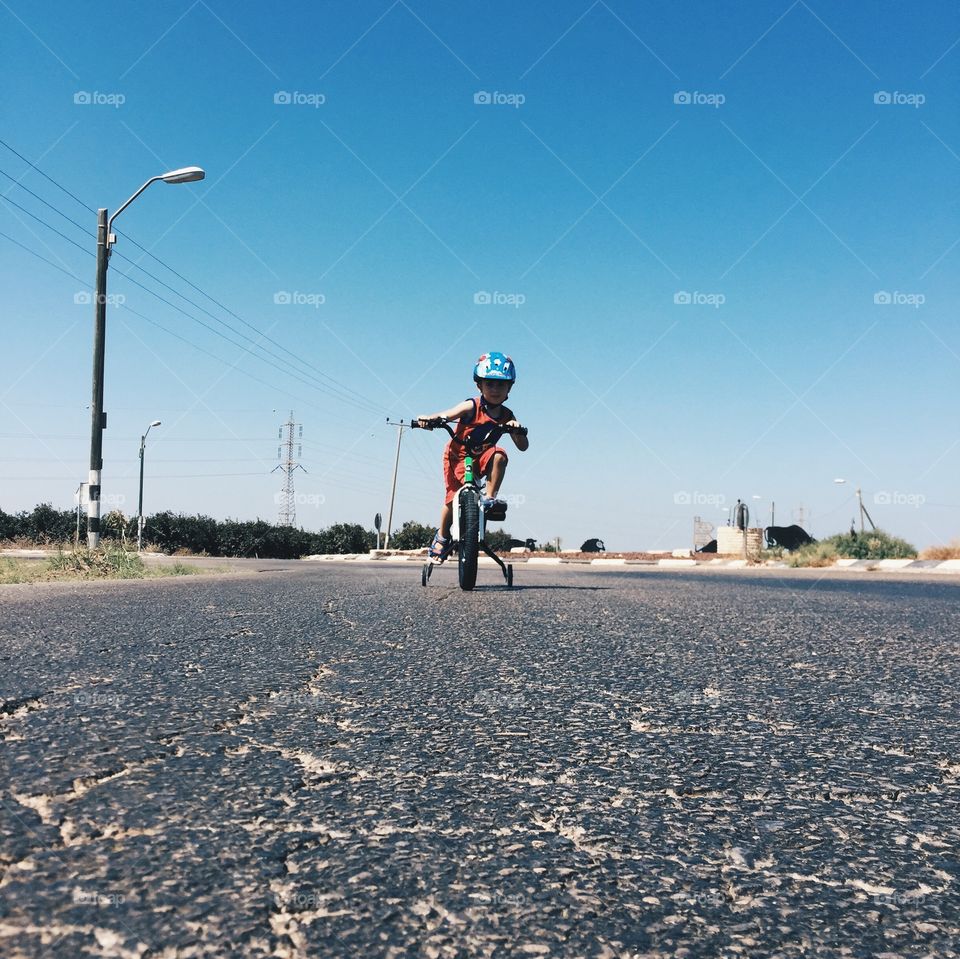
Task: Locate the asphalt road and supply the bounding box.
[1,563,958,958]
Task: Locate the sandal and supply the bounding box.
[428,531,452,561]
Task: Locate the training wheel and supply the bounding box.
[506,564,513,588]
[421,564,430,587]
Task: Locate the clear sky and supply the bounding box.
[2,1,958,551]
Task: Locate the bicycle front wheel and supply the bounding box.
[457,489,479,590]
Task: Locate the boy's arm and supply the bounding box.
[509,427,529,452]
[503,410,529,451]
[416,399,474,424]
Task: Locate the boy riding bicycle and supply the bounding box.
[416,352,529,561]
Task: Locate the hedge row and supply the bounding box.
[1,505,525,558]
[0,505,373,558]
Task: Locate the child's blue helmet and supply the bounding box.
[474,352,516,383]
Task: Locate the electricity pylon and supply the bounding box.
[273,411,305,527]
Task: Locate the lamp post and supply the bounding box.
[137,420,162,551]
[833,478,876,533]
[87,166,205,549]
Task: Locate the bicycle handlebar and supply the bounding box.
[411,416,527,438]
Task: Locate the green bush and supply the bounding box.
[0,503,77,544]
[2,502,379,559]
[312,523,375,554]
[387,521,435,551]
[789,529,917,566]
[484,529,516,553]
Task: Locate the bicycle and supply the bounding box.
[412,416,527,590]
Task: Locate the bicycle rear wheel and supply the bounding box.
[458,489,479,590]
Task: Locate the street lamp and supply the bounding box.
[833,479,876,533]
[87,166,204,548]
[137,420,162,551]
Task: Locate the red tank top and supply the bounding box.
[446,396,513,460]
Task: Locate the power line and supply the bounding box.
[0,223,384,416]
[1,193,384,414]
[0,145,386,414]
[0,137,96,214]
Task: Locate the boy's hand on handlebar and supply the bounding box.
[504,420,527,436]
[414,415,444,429]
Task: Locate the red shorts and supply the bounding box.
[443,445,508,505]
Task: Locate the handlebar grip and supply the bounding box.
[410,418,421,429]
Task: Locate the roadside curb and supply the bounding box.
[298,553,960,575]
[9,550,956,576]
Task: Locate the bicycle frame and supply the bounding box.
[413,417,521,589]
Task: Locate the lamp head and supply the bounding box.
[150,420,162,427]
[160,166,205,184]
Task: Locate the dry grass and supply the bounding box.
[0,548,206,584]
[921,539,960,560]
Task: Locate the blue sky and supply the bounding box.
[1,0,958,550]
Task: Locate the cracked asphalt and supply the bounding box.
[1,563,958,958]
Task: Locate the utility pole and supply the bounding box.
[85,166,204,550]
[384,419,412,549]
[856,487,877,533]
[272,411,305,527]
[87,208,109,549]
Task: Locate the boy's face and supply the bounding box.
[478,377,510,406]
